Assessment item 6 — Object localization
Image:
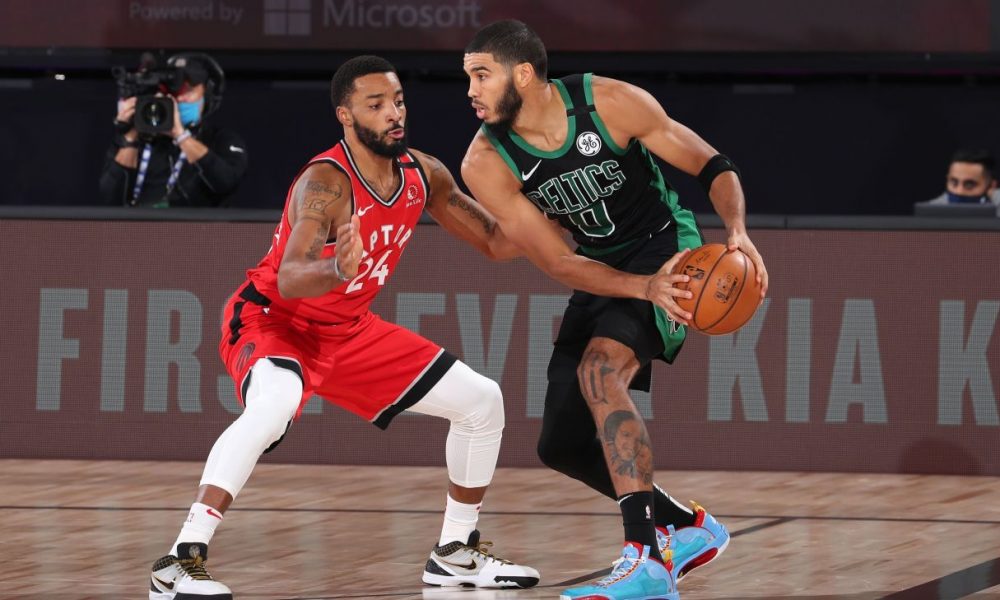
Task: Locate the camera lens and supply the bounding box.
[142,102,165,127]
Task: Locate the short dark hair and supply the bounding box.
[951,148,996,179]
[465,20,547,80]
[330,55,397,108]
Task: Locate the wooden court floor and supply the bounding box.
[1,459,998,600]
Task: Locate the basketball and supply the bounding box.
[673,243,763,335]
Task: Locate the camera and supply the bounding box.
[112,64,184,136]
[112,53,225,138]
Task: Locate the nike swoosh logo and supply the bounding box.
[357,205,374,216]
[206,508,223,520]
[229,145,245,153]
[440,557,478,571]
[151,575,175,590]
[521,160,542,181]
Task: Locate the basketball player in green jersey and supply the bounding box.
[461,20,768,600]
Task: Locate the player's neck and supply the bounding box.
[510,82,566,144]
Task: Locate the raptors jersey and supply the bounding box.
[246,140,429,323]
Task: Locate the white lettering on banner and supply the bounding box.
[127,1,244,25]
[36,288,88,411]
[785,298,811,422]
[456,293,517,385]
[938,300,999,426]
[708,299,770,422]
[526,295,569,418]
[100,290,129,412]
[826,299,887,423]
[323,0,481,29]
[143,290,204,413]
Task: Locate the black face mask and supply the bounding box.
[946,190,989,204]
[355,120,408,158]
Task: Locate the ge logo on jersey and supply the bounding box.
[576,132,601,156]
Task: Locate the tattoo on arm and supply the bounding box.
[300,180,343,218]
[304,228,327,261]
[602,410,653,484]
[581,350,616,405]
[448,191,495,235]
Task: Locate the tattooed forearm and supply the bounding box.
[304,228,327,261]
[602,410,653,484]
[581,350,616,405]
[448,191,495,235]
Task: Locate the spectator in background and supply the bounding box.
[927,148,1000,205]
[99,52,247,207]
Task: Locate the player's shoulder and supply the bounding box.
[590,75,647,108]
[463,128,502,170]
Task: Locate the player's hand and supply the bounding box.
[333,215,363,281]
[726,231,768,298]
[645,248,693,326]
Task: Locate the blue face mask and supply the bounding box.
[946,191,987,204]
[178,98,204,126]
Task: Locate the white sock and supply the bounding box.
[170,502,224,556]
[439,495,481,546]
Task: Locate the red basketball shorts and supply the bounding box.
[219,282,455,428]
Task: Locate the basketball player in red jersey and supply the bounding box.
[148,55,539,599]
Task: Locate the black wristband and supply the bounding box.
[697,154,740,195]
[113,134,141,149]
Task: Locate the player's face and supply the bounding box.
[947,161,994,197]
[464,52,523,129]
[348,72,408,157]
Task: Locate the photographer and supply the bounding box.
[99,53,248,207]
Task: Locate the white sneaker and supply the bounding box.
[149,542,233,600]
[422,530,539,588]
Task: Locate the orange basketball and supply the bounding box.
[673,243,763,335]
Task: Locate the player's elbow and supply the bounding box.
[276,266,305,299]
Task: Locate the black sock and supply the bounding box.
[618,491,664,563]
[653,484,697,529]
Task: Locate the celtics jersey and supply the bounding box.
[482,73,698,254]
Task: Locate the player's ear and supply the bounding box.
[514,62,534,88]
[336,105,352,127]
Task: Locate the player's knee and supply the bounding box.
[577,346,631,403]
[241,357,303,446]
[456,375,505,435]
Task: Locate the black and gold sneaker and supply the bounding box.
[422,530,539,588]
[149,542,233,600]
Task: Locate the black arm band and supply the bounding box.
[697,154,740,194]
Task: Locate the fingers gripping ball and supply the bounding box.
[673,243,763,335]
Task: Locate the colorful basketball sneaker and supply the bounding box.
[560,542,678,600]
[149,542,232,600]
[422,530,540,588]
[659,502,730,582]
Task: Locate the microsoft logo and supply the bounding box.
[264,0,311,36]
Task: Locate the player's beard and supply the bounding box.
[355,120,408,158]
[489,78,523,130]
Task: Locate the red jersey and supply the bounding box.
[245,140,429,324]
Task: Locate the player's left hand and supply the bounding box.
[726,231,768,298]
[333,215,363,281]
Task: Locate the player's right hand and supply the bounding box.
[333,215,363,281]
[646,248,693,325]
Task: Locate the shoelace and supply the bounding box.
[177,556,214,581]
[596,554,639,586]
[468,538,512,565]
